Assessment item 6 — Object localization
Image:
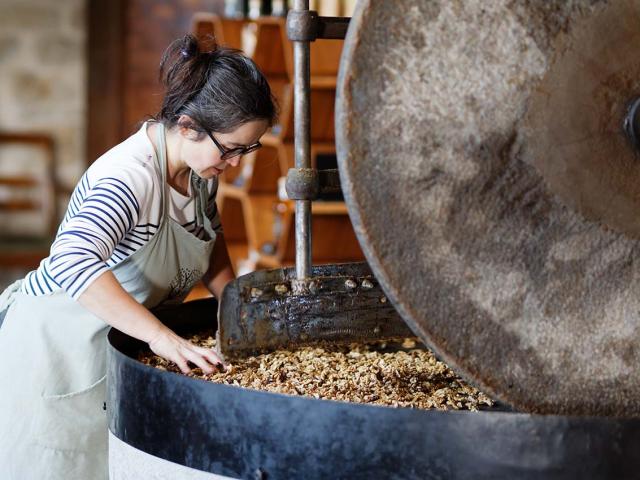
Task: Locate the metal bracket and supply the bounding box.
[286,167,319,200]
[317,169,342,195]
[285,168,342,200]
[287,10,351,41]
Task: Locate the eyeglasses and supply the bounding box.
[205,130,262,161]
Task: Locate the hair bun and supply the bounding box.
[180,35,200,60]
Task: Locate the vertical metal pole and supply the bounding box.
[293,0,312,280]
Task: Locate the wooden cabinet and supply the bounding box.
[193,14,363,273]
[257,200,362,269]
[192,12,245,50]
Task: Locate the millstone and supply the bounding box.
[336,0,640,416]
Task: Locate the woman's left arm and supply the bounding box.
[202,233,236,299]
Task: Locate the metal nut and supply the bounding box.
[250,288,263,299]
[345,279,357,290]
[361,279,374,289]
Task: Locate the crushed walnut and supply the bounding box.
[138,332,493,411]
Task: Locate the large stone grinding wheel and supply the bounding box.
[336,0,640,417]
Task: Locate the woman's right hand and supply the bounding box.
[77,272,226,374]
[148,326,226,374]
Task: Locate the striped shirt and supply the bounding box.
[21,123,222,300]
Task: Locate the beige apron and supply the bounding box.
[0,123,216,480]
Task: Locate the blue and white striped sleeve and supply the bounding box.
[47,172,146,300]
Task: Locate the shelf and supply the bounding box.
[248,17,342,144]
[310,76,338,89]
[216,192,246,243]
[191,13,245,50]
[250,17,344,78]
[275,142,336,173]
[219,144,281,194]
[309,40,343,77]
[254,200,363,268]
[308,201,349,215]
[218,190,278,255]
[194,12,358,272]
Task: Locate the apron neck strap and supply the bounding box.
[155,122,216,239]
[155,122,169,220]
[190,171,217,240]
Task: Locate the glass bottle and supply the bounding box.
[261,0,273,16]
[271,0,288,16]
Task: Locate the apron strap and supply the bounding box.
[155,122,216,240]
[155,123,169,222]
[0,280,23,329]
[190,172,217,240]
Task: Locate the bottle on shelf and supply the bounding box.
[317,0,340,16]
[224,0,240,18]
[224,0,250,18]
[261,0,273,16]
[271,0,288,17]
[342,0,357,17]
[249,0,272,18]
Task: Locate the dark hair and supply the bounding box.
[156,34,277,135]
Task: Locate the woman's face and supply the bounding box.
[180,119,270,179]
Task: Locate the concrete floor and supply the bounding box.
[109,431,236,480]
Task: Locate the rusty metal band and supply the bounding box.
[287,10,351,41]
[286,168,341,200]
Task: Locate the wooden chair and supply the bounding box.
[0,132,57,272]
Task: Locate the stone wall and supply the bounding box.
[0,0,86,236]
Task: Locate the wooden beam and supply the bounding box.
[0,177,39,187]
[87,0,126,163]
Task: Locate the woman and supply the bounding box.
[0,34,276,479]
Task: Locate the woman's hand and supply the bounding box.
[148,326,226,374]
[78,271,227,374]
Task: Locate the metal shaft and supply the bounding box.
[293,0,312,280]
